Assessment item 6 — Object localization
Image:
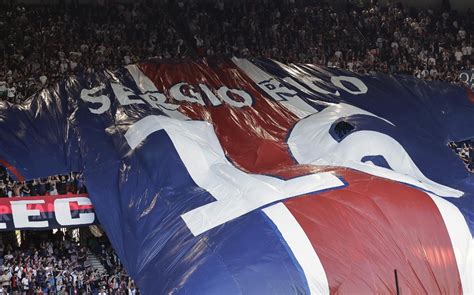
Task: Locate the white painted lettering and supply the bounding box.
[55,197,95,226]
[11,200,48,228]
[80,85,111,114]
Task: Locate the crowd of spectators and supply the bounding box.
[449,140,474,172]
[0,0,472,103]
[0,231,138,294]
[180,0,472,80]
[0,167,87,198]
[0,1,182,103]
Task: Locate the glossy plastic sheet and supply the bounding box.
[0,58,473,294]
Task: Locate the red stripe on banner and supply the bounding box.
[0,194,93,215]
[285,169,461,294]
[139,61,300,175]
[138,61,462,293]
[466,87,474,104]
[0,159,25,181]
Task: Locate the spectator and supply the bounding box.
[0,171,85,198]
[0,232,139,294]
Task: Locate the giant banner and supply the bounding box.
[0,194,95,231]
[0,57,473,294]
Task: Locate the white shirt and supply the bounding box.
[0,81,6,94]
[7,87,15,98]
[347,62,354,71]
[21,277,29,289]
[50,187,58,196]
[70,61,78,70]
[39,75,47,85]
[462,46,472,56]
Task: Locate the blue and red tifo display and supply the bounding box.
[0,58,473,294]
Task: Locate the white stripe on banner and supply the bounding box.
[263,202,330,295]
[232,58,317,118]
[124,65,190,120]
[427,193,474,294]
[125,115,345,236]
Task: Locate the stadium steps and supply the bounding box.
[86,250,107,274]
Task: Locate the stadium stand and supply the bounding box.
[0,231,137,294]
[0,0,472,103]
[0,0,472,294]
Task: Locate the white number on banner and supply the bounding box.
[124,115,345,236]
